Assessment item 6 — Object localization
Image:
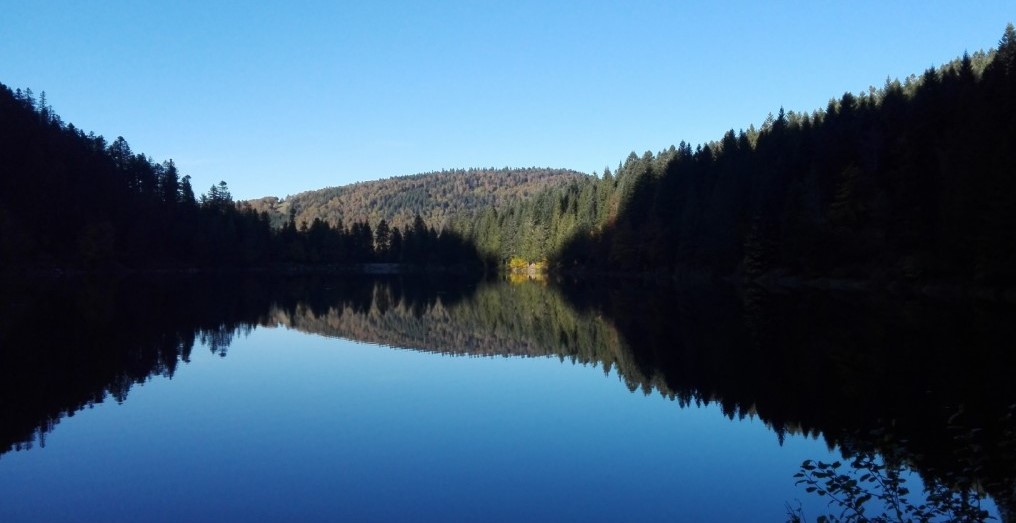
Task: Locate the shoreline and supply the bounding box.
[5,263,1016,303]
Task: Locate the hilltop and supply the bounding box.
[241,167,588,231]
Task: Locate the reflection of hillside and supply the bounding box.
[3,275,1015,517]
[271,280,630,367]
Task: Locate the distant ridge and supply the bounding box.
[242,167,589,230]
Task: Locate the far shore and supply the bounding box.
[5,263,1016,304]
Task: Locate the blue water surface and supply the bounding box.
[0,325,849,522]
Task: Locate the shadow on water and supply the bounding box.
[1,274,1015,520]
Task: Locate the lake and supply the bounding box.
[0,275,1011,521]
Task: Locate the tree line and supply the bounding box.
[454,25,1016,286]
[264,211,490,267]
[4,24,1016,283]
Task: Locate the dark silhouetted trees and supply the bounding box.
[0,84,487,271]
[453,26,1016,286]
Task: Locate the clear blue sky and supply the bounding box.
[3,1,1013,200]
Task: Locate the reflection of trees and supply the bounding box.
[264,277,1016,519]
[0,273,484,456]
[2,275,1015,519]
[271,277,1016,519]
[568,282,1016,521]
[0,277,254,454]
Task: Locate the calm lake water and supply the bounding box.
[0,275,1011,522]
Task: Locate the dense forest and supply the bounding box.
[243,167,587,231]
[0,87,482,270]
[453,26,1016,286]
[3,25,1015,283]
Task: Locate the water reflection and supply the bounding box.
[1,275,1014,519]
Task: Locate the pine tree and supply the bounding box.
[375,219,391,259]
[161,160,180,205]
[180,175,196,206]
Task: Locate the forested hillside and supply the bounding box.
[454,26,1016,286]
[243,167,588,231]
[5,24,1015,282]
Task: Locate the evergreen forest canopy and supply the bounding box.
[2,24,1015,284]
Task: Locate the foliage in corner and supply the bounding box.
[787,452,992,522]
